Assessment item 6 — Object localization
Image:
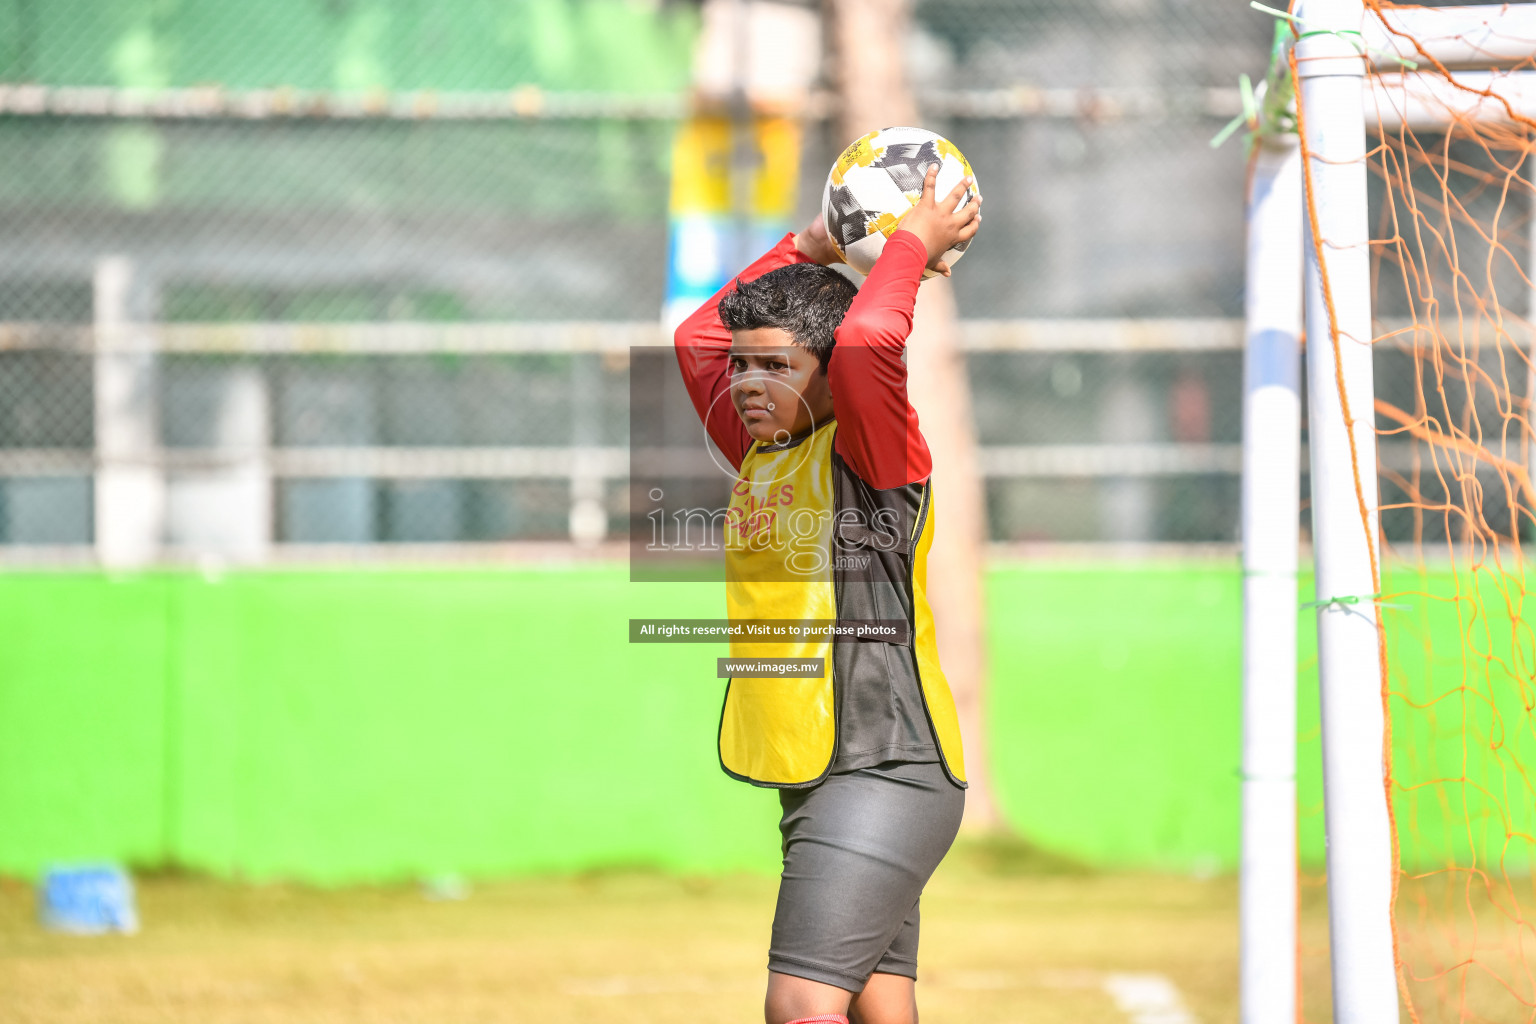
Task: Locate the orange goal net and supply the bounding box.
[1312,4,1536,1020]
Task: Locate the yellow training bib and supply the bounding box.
[719,422,839,785]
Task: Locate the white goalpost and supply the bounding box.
[1240,116,1303,1024]
[1240,3,1536,1023]
[1295,4,1398,1021]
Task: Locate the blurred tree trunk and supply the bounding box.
[828,0,999,830]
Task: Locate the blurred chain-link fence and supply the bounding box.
[0,0,1281,560]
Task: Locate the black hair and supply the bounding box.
[717,263,858,370]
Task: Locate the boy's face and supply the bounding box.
[728,327,835,443]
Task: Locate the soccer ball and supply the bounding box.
[821,126,979,278]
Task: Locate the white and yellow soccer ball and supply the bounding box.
[821,126,979,278]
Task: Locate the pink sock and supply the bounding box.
[785,1017,850,1024]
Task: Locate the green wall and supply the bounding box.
[2,564,1529,882]
[1,567,781,882]
[987,565,1258,869]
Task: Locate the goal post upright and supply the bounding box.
[1239,123,1303,1024]
[1295,1,1401,1021]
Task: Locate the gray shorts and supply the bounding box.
[768,760,966,992]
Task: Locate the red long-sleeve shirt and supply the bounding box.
[671,230,933,489]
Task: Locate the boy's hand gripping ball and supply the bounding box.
[821,126,980,279]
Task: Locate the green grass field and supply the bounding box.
[10,851,1532,1022]
[3,843,1292,1024]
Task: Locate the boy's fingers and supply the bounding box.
[934,260,952,277]
[921,163,939,203]
[940,175,976,211]
[943,176,973,212]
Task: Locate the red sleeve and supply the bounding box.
[827,229,933,489]
[672,233,816,470]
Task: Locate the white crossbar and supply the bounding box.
[1368,70,1536,130]
[1366,5,1536,70]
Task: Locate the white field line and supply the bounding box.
[1102,972,1200,1024]
[1035,969,1201,1024]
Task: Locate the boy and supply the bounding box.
[672,164,981,1024]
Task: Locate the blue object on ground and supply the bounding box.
[38,864,139,934]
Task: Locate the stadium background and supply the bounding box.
[2,0,1345,885]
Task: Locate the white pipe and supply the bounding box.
[1297,3,1401,1023]
[1366,5,1536,71]
[1240,130,1304,1024]
[1368,70,1536,131]
[93,255,165,569]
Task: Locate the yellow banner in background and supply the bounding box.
[668,116,802,220]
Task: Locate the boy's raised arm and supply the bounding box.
[828,163,980,490]
[672,234,816,469]
[826,229,933,490]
